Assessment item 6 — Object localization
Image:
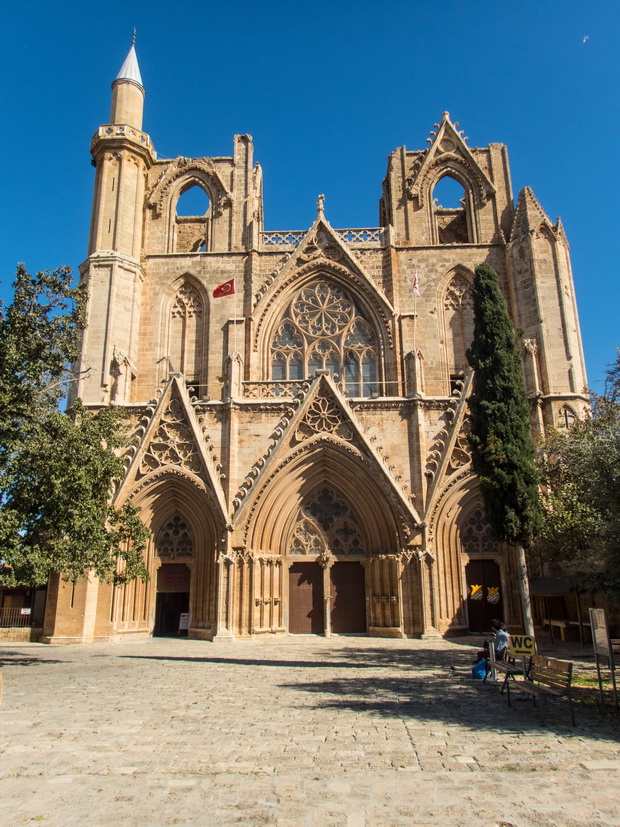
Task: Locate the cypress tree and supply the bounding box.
[466,262,541,635]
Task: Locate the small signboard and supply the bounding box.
[19,607,31,616]
[590,608,611,658]
[508,634,536,658]
[178,613,190,632]
[589,608,618,708]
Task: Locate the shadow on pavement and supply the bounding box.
[120,655,376,669]
[0,651,65,667]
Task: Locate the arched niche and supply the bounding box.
[438,267,474,394]
[160,274,208,396]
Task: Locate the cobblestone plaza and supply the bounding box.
[1,636,619,825]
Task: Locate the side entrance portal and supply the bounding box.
[154,564,190,637]
[465,559,503,633]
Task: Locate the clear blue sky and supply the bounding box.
[0,0,617,390]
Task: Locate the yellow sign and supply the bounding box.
[487,586,500,604]
[469,584,483,600]
[509,634,536,657]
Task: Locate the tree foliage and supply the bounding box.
[465,262,541,547]
[0,265,149,586]
[535,350,620,598]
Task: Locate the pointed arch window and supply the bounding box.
[174,184,210,252]
[432,175,472,244]
[444,272,474,389]
[556,405,577,429]
[170,282,203,390]
[271,280,379,397]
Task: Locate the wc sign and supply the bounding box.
[509,634,536,658]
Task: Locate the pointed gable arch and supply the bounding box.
[243,440,410,556]
[408,114,495,212]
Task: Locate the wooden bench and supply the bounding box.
[486,642,527,697]
[509,654,575,726]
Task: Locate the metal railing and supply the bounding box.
[0,606,35,628]
[260,228,384,249]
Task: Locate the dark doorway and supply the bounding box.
[154,592,189,637]
[288,562,324,634]
[465,559,503,633]
[331,562,366,634]
[154,564,190,637]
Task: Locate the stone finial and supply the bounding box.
[317,194,325,217]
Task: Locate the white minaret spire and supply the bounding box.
[110,32,145,129]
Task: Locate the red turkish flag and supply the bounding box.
[213,278,235,298]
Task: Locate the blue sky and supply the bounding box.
[0,1,618,389]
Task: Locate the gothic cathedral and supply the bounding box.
[42,43,588,643]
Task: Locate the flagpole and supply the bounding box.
[412,270,419,354]
[233,284,238,356]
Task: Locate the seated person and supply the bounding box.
[490,619,509,661]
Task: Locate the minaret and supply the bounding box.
[71,37,155,407]
[110,32,145,130]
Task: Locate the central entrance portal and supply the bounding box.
[288,562,324,634]
[331,561,366,633]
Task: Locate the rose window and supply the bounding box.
[271,280,379,397]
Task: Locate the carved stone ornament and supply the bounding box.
[297,228,343,264]
[294,396,353,442]
[447,416,472,474]
[139,397,202,477]
[156,515,194,559]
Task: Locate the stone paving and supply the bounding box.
[0,635,619,826]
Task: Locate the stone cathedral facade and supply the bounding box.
[42,44,588,643]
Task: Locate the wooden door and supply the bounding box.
[288,562,324,634]
[331,562,366,634]
[465,559,503,633]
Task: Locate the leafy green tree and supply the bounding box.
[466,262,541,634]
[535,350,620,599]
[0,265,149,587]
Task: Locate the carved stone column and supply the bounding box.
[319,552,332,637]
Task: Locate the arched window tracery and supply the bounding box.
[460,507,498,556]
[443,272,474,390]
[156,515,194,559]
[271,280,378,397]
[170,281,203,391]
[289,488,364,557]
